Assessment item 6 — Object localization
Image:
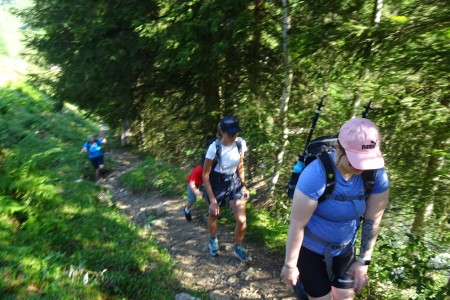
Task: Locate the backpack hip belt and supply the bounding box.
[304,227,354,281]
[211,171,236,182]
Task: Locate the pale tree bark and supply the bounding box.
[121,119,131,146]
[351,0,384,117]
[411,136,446,236]
[265,0,292,203]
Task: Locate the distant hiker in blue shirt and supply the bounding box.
[81,135,107,181]
[281,118,390,300]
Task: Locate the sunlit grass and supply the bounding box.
[120,157,189,197]
[0,84,181,299]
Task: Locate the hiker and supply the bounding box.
[280,118,390,299]
[183,164,205,221]
[202,116,250,262]
[81,134,107,181]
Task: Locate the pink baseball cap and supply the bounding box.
[338,118,384,170]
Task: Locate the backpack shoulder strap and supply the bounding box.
[235,138,243,154]
[362,169,376,199]
[317,152,335,203]
[214,138,222,172]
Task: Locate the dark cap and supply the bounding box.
[219,116,241,135]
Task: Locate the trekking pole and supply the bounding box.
[362,100,372,118]
[286,95,326,199]
[302,95,326,155]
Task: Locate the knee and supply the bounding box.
[209,214,219,221]
[236,215,247,228]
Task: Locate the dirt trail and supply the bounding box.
[101,149,297,300]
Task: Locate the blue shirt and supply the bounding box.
[297,151,389,256]
[82,140,104,159]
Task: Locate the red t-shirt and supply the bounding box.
[186,165,203,186]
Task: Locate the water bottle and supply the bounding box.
[287,160,304,199]
[292,160,304,173]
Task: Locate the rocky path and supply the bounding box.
[101,149,297,300]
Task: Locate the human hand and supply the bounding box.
[280,264,300,286]
[209,201,220,216]
[194,189,203,198]
[241,186,250,199]
[349,261,369,292]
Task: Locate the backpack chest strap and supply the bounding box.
[333,195,366,201]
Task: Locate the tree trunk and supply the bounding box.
[351,0,384,117]
[203,78,221,133]
[121,119,131,146]
[265,0,292,203]
[246,0,265,181]
[411,136,445,235]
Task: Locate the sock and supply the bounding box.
[184,207,190,213]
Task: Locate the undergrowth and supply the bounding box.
[0,84,183,299]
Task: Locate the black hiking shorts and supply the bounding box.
[205,171,243,206]
[90,155,104,170]
[298,246,355,297]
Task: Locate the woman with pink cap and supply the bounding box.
[281,118,390,299]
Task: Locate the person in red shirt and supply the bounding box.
[183,164,205,221]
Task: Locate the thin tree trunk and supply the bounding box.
[411,136,444,235]
[351,0,384,117]
[265,0,292,203]
[246,0,264,181]
[121,119,131,146]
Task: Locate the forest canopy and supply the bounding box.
[8,0,450,298]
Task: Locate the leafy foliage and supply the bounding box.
[120,156,188,197]
[0,84,181,299]
[9,0,450,298]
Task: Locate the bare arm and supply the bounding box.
[359,189,389,260]
[188,180,202,198]
[280,188,317,286]
[350,189,389,292]
[202,158,215,202]
[203,158,222,217]
[236,155,249,199]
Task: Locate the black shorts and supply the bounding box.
[297,246,355,298]
[90,155,104,169]
[205,171,243,206]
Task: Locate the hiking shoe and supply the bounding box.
[234,244,250,262]
[209,238,219,257]
[184,207,192,222]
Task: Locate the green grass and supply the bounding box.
[0,84,183,299]
[120,156,289,252]
[120,156,189,197]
